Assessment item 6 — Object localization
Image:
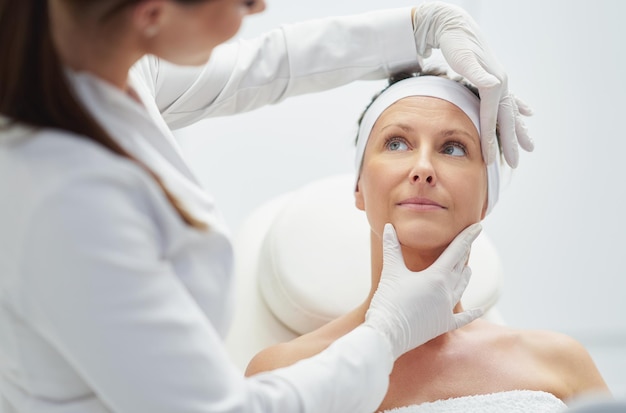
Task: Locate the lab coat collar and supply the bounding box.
[66,69,197,180]
[65,68,228,233]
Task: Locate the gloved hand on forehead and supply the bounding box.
[412,1,534,168]
[364,223,484,360]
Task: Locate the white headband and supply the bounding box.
[355,75,500,215]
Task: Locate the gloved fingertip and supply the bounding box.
[436,223,481,269]
[516,122,534,153]
[481,139,496,165]
[472,72,501,89]
[455,307,484,328]
[382,223,400,248]
[383,222,395,237]
[521,139,534,153]
[464,222,483,242]
[503,145,519,169]
[459,223,482,260]
[468,307,484,322]
[515,98,534,116]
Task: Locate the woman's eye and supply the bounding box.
[385,138,409,151]
[442,142,467,157]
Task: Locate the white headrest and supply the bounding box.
[257,174,503,335]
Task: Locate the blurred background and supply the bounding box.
[175,0,626,396]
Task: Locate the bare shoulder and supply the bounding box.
[518,329,610,399]
[520,329,593,369]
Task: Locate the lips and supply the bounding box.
[397,197,446,210]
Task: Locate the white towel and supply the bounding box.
[382,390,567,413]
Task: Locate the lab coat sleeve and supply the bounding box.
[18,162,393,412]
[134,7,419,130]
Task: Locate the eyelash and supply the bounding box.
[443,141,468,154]
[384,137,468,156]
[384,136,408,150]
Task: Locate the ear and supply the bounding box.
[132,0,167,37]
[355,179,365,211]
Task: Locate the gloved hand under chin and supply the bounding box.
[364,223,483,360]
[412,1,534,168]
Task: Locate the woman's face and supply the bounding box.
[355,96,488,264]
[149,0,265,65]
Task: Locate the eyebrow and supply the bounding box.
[379,123,414,133]
[380,123,478,141]
[440,129,478,141]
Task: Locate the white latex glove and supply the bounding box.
[412,1,534,168]
[365,223,483,359]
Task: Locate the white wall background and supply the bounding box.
[176,0,626,396]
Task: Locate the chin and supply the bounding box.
[395,221,456,250]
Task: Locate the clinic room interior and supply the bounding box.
[173,0,626,400]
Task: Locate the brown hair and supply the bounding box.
[0,0,208,230]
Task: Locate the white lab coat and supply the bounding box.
[0,8,419,413]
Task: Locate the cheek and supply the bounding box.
[359,171,398,234]
[456,175,488,222]
[439,163,485,218]
[480,187,489,219]
[479,168,489,218]
[209,14,243,43]
[204,3,247,42]
[186,5,244,48]
[172,15,242,64]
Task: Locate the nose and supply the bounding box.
[409,153,436,186]
[412,174,433,184]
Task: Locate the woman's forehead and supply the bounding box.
[374,96,480,136]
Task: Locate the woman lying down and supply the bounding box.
[244,70,610,412]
